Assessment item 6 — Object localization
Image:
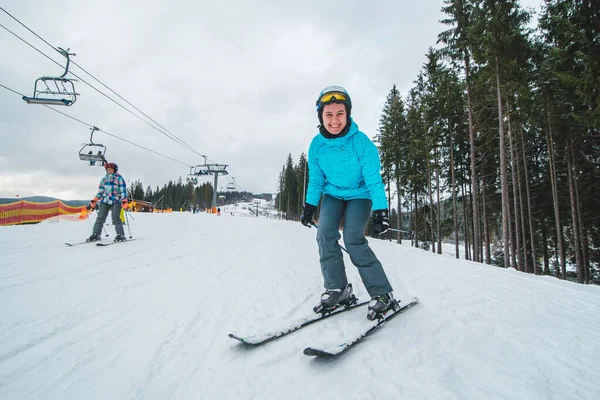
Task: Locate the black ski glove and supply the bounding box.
[86,198,98,211]
[300,203,317,227]
[373,209,390,234]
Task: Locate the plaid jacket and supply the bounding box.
[95,173,127,205]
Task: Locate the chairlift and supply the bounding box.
[78,126,106,166]
[194,165,211,176]
[22,48,79,106]
[226,177,236,190]
[186,166,198,185]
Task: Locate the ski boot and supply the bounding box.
[367,292,397,321]
[114,234,126,242]
[86,233,101,243]
[313,283,357,314]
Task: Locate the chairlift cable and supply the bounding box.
[69,58,207,159]
[0,82,192,167]
[0,9,207,160]
[99,128,192,167]
[1,21,190,151]
[0,6,61,55]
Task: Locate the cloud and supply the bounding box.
[0,0,472,199]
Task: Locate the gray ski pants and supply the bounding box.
[316,195,393,297]
[93,203,125,237]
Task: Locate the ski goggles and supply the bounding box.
[318,91,348,104]
[317,86,349,105]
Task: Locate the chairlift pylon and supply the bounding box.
[22,47,79,106]
[78,126,106,166]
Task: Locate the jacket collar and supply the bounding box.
[318,118,358,142]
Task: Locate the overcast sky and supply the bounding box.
[0,0,542,200]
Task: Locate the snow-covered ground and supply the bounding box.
[1,209,599,400]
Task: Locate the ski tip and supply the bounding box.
[228,334,249,344]
[303,347,334,357]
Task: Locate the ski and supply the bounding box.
[229,300,369,346]
[303,297,419,357]
[96,238,136,246]
[65,240,101,246]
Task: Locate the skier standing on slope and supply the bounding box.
[86,162,128,242]
[300,85,395,320]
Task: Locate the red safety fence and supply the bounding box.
[0,200,87,226]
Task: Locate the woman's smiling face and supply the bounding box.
[321,103,347,135]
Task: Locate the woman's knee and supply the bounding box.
[317,229,341,245]
[343,225,367,246]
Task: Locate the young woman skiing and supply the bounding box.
[300,85,395,320]
[86,162,128,242]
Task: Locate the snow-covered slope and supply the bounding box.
[1,212,598,400]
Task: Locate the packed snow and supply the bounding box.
[1,208,599,400]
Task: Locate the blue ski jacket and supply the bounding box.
[306,118,387,211]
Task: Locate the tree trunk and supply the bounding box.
[395,178,402,245]
[516,128,529,272]
[569,137,588,283]
[435,143,442,254]
[461,181,470,260]
[582,227,590,284]
[566,135,583,283]
[410,195,414,247]
[414,189,419,249]
[507,107,523,271]
[387,174,392,242]
[450,122,459,259]
[521,125,537,274]
[542,217,550,275]
[554,228,561,278]
[482,175,491,264]
[545,95,566,279]
[495,56,511,269]
[428,152,435,253]
[464,56,481,262]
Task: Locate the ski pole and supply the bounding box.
[310,223,349,254]
[124,210,132,238]
[99,208,109,237]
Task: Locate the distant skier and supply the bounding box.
[217,207,221,216]
[86,162,128,242]
[300,85,395,321]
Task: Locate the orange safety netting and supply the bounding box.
[0,200,87,226]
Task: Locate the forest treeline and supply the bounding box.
[126,178,270,211]
[276,0,599,284]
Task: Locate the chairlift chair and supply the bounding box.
[226,177,236,190]
[79,144,107,165]
[78,126,106,165]
[185,166,198,184]
[22,48,79,106]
